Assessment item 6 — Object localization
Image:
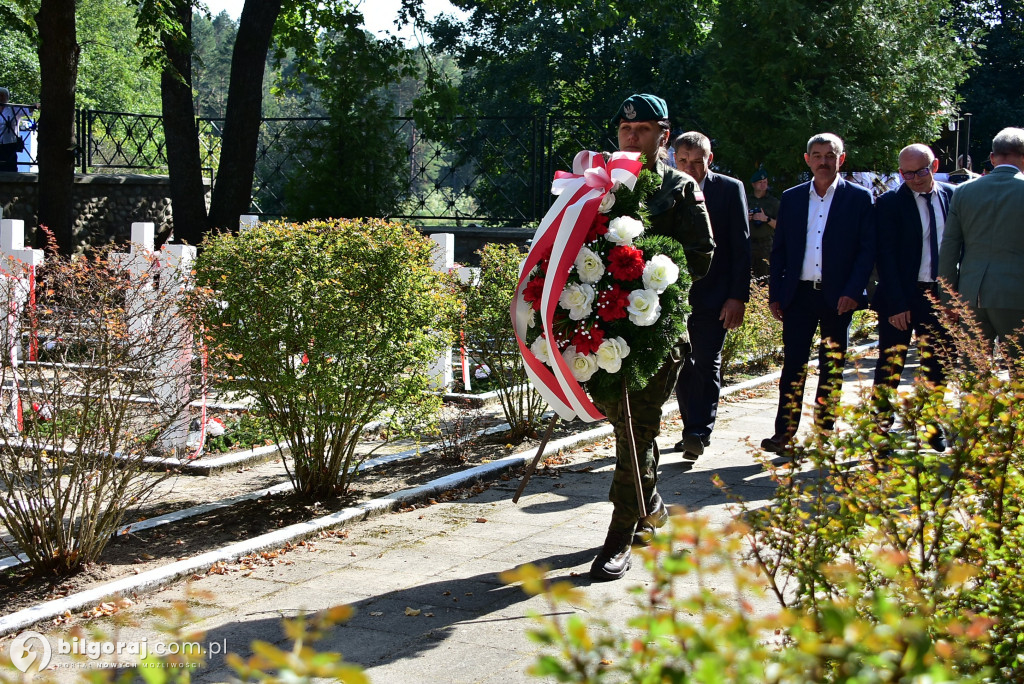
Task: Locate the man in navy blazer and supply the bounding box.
[873,144,954,402]
[761,133,875,453]
[672,132,751,459]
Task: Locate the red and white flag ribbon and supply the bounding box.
[511,150,643,422]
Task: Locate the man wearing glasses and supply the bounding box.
[872,144,954,449]
[761,133,875,454]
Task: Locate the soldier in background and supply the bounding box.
[746,167,779,278]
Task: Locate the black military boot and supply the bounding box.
[633,492,669,546]
[590,529,633,581]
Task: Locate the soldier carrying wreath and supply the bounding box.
[512,94,714,581]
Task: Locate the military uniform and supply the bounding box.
[746,190,779,279]
[593,160,713,534]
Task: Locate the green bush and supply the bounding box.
[461,242,547,442]
[506,513,988,683]
[721,279,783,375]
[730,300,1024,680]
[193,219,460,498]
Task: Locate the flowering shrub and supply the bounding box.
[193,219,460,498]
[505,513,988,683]
[461,243,547,441]
[0,240,203,575]
[730,295,1024,679]
[519,166,691,404]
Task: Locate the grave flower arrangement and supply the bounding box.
[512,151,691,420]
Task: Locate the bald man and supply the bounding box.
[872,144,954,448]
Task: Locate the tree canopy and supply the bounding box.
[700,0,972,182]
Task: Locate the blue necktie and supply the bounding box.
[923,192,938,280]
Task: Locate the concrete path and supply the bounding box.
[13,355,884,683]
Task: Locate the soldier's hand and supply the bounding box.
[769,301,783,322]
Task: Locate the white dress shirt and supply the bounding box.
[800,175,840,282]
[914,189,945,283]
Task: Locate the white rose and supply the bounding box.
[530,335,552,365]
[574,247,605,284]
[595,336,631,373]
[627,288,662,326]
[642,254,680,294]
[558,283,595,321]
[598,192,616,214]
[562,345,598,382]
[605,216,645,245]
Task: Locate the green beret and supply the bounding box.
[750,167,768,183]
[610,94,669,127]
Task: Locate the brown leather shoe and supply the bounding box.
[760,434,790,454]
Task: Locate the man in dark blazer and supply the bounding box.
[761,133,875,453]
[938,127,1024,367]
[873,144,954,401]
[672,132,751,459]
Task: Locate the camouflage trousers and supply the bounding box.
[593,347,684,534]
[751,236,773,279]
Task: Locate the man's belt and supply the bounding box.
[800,280,823,290]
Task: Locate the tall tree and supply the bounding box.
[701,0,973,183]
[143,0,370,243]
[158,0,208,246]
[422,0,715,221]
[953,0,1024,166]
[35,0,78,254]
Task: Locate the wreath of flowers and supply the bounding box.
[519,164,691,404]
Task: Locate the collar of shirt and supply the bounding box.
[808,173,840,200]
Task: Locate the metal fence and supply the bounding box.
[73,109,617,224]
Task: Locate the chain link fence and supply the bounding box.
[74,110,617,224]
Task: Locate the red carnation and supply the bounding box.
[572,323,605,356]
[586,214,610,243]
[597,284,629,321]
[523,276,545,311]
[607,245,645,281]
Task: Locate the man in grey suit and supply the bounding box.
[938,127,1024,364]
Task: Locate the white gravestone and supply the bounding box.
[110,224,197,454]
[428,233,455,390]
[0,219,43,431]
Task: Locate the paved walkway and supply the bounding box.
[16,356,882,683]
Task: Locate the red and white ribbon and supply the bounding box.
[511,150,643,422]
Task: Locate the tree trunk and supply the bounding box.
[35,0,78,255]
[206,0,282,232]
[160,0,208,247]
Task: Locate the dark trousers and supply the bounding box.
[676,305,728,441]
[774,282,852,438]
[874,284,949,389]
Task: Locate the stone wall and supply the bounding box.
[0,173,210,249]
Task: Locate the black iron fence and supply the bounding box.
[73,109,617,224]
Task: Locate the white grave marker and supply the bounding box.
[428,233,455,390]
[0,219,43,431]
